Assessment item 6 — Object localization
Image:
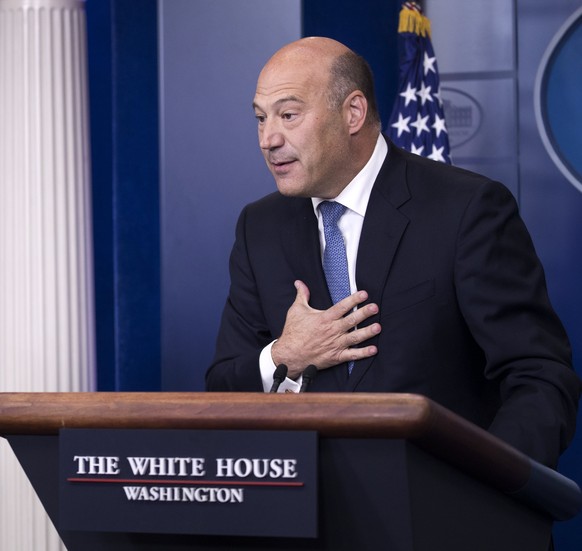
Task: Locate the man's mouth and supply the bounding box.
[270,159,296,173]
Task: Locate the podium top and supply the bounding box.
[0,391,580,520]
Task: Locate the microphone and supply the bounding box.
[299,365,318,393]
[269,364,288,393]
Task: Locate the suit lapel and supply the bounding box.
[347,144,411,390]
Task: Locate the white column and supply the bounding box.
[0,0,95,549]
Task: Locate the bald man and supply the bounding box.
[206,37,580,468]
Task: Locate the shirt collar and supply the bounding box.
[312,134,388,217]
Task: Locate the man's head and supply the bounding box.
[252,37,381,199]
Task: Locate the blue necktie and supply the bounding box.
[319,201,355,375]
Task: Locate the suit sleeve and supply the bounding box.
[454,180,581,467]
[205,206,271,392]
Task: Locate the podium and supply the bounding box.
[0,392,580,550]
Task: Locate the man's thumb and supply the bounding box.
[293,280,310,304]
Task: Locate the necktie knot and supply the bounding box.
[319,201,346,227]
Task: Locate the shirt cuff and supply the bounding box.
[259,341,302,393]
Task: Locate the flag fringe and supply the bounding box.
[398,3,431,37]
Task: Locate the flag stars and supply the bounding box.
[399,82,417,107]
[410,143,425,156]
[432,114,448,137]
[410,113,430,136]
[416,81,433,105]
[391,113,411,137]
[423,52,437,75]
[386,15,451,165]
[434,86,444,107]
[427,144,446,162]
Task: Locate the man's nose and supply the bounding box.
[259,120,284,150]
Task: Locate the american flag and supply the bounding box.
[387,2,451,164]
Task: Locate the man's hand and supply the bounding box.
[271,280,381,379]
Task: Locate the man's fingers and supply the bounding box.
[341,344,378,363]
[345,323,382,347]
[330,290,369,318]
[343,302,379,329]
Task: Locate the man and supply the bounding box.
[206,37,581,468]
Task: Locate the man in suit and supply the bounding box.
[206,37,581,468]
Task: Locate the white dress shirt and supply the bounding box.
[260,134,389,392]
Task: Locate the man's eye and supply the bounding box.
[255,115,265,124]
[282,113,297,121]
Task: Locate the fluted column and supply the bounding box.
[0,0,95,549]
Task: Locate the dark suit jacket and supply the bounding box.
[206,141,581,467]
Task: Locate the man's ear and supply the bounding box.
[343,90,368,134]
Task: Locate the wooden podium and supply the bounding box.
[0,392,580,550]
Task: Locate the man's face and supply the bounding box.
[252,56,350,199]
